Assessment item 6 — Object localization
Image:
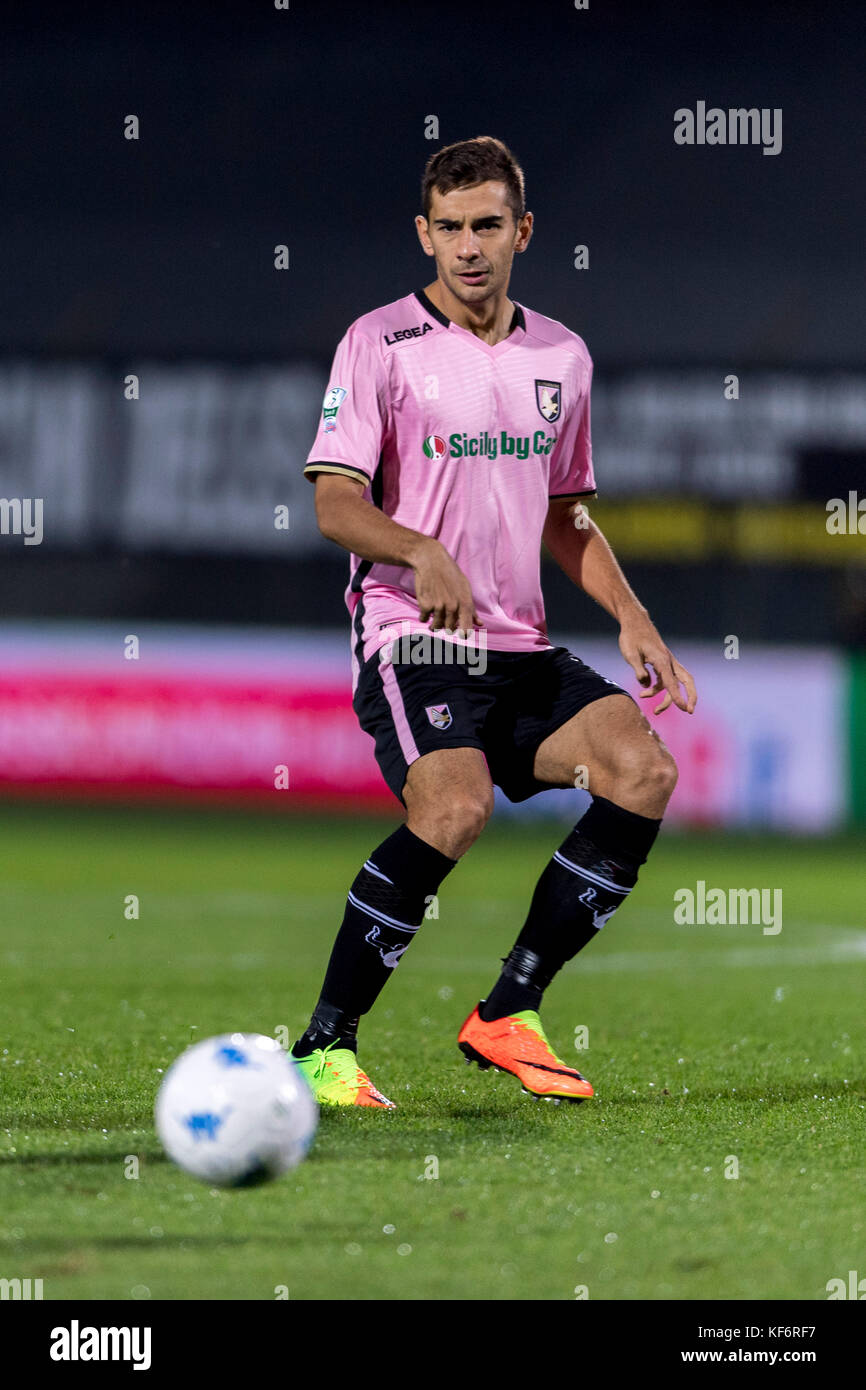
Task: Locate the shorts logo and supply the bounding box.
[535,380,562,423]
[322,386,347,433]
[423,435,448,462]
[425,703,453,730]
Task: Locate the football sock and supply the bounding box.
[479,796,661,1022]
[292,825,456,1057]
[291,1000,360,1057]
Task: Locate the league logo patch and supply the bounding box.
[535,379,562,423]
[425,703,453,730]
[322,385,347,433]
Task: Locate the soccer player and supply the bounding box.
[292,136,696,1107]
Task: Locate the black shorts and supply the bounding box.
[353,639,629,804]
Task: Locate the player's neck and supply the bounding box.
[423,279,516,346]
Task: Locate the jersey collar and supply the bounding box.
[414,288,526,355]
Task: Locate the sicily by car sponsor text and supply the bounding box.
[423,429,557,461]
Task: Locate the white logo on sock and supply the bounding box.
[578,886,617,930]
[364,925,408,969]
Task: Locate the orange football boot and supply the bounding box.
[458,1006,593,1103]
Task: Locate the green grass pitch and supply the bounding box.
[0,802,863,1301]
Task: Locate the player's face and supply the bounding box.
[415,181,532,307]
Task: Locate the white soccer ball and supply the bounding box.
[155,1032,318,1186]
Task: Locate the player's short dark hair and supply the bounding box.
[421,136,526,223]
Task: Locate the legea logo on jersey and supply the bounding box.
[423,435,448,461]
[322,386,347,433]
[383,323,434,346]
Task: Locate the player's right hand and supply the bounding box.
[412,537,481,636]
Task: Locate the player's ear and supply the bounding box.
[415,214,435,256]
[514,211,533,253]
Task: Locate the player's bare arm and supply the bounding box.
[543,498,697,716]
[314,473,479,633]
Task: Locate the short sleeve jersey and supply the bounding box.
[304,289,596,686]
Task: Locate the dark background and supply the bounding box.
[5,0,864,365]
[1,0,864,639]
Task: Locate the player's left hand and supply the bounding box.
[618,611,697,715]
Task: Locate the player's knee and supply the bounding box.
[633,746,678,810]
[444,789,494,852]
[647,747,678,802]
[609,741,678,810]
[410,787,493,858]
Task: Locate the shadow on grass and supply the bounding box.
[0,1148,165,1167]
[0,1234,257,1255]
[599,1077,857,1107]
[1,1221,377,1255]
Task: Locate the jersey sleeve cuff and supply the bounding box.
[548,488,597,500]
[304,461,372,487]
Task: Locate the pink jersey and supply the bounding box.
[304,289,596,685]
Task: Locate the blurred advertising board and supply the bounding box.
[0,624,848,830]
[1,363,865,556]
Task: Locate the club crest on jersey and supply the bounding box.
[322,385,347,432]
[535,379,562,423]
[423,434,448,462]
[425,703,453,730]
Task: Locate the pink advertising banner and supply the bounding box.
[0,625,847,829]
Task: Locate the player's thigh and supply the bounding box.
[403,747,494,854]
[532,693,676,798]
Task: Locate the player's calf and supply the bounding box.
[479,793,663,1024]
[291,822,457,1102]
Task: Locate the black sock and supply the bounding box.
[292,825,456,1057]
[291,1000,360,1057]
[480,796,662,1022]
